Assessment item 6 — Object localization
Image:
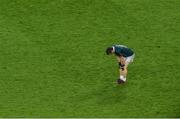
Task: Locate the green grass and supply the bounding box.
[0,0,180,117]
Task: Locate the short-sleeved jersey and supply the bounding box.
[113,45,134,57]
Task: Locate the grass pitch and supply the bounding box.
[0,0,180,117]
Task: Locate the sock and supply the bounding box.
[120,75,126,82]
[120,75,124,79]
[123,77,126,82]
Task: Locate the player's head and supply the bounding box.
[106,47,114,55]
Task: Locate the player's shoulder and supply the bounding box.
[113,44,127,48]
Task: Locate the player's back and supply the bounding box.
[113,45,134,57]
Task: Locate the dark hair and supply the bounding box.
[106,47,113,55]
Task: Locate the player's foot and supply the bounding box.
[117,79,125,84]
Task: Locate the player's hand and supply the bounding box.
[118,62,125,70]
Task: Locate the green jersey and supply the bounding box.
[113,45,134,57]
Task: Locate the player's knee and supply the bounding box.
[121,67,125,71]
[122,65,128,71]
[119,62,125,70]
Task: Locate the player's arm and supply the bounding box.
[120,56,125,65]
[116,55,125,70]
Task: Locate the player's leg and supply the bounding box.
[120,54,135,81]
[116,56,128,83]
[119,62,129,82]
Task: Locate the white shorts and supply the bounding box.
[125,54,135,64]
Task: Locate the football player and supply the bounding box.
[106,45,135,84]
